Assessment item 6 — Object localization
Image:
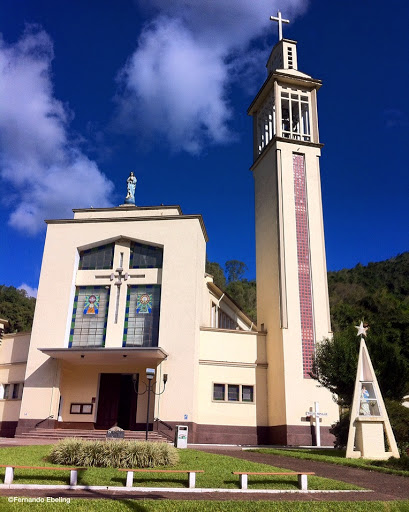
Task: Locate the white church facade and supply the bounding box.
[0,17,339,445]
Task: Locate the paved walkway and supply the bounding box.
[0,440,408,502]
[194,446,409,502]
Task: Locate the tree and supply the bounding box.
[225,260,247,284]
[310,327,359,407]
[226,280,256,323]
[205,259,256,322]
[205,260,226,289]
[311,327,409,406]
[0,285,36,332]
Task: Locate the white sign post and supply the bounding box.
[305,402,327,447]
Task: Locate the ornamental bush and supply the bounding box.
[48,439,179,468]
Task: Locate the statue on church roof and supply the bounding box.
[125,172,137,205]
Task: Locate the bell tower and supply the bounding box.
[248,12,339,444]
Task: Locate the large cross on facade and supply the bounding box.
[95,265,145,323]
[270,11,290,41]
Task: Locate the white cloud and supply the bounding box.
[116,0,309,153]
[18,283,38,298]
[0,26,114,234]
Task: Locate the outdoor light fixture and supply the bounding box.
[132,368,168,441]
[146,368,155,380]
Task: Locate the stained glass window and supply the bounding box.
[69,286,110,347]
[79,243,114,270]
[130,242,163,269]
[123,285,161,347]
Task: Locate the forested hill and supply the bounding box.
[0,285,36,333]
[327,252,409,335]
[326,252,409,400]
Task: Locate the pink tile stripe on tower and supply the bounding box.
[293,153,315,378]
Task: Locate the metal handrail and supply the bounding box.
[154,417,173,431]
[34,415,54,429]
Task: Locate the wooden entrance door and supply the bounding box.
[96,373,138,430]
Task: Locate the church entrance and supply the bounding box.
[95,373,138,430]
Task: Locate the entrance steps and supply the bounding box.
[15,428,172,443]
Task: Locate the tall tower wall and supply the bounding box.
[250,36,339,445]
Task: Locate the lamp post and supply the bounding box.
[145,368,155,441]
[133,368,168,441]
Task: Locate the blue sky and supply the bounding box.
[0,0,408,297]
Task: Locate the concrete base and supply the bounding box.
[347,417,399,460]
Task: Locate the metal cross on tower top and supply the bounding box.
[270,11,290,41]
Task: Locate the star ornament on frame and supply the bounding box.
[355,321,369,338]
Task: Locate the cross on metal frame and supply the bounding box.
[270,11,290,41]
[305,401,328,447]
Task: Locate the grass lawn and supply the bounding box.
[1,499,409,511]
[248,448,409,477]
[0,445,360,490]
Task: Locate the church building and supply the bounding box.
[0,14,339,445]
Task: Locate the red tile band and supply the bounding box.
[293,154,315,377]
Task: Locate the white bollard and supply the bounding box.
[239,473,248,490]
[298,473,308,491]
[70,470,78,486]
[4,467,14,485]
[126,471,134,487]
[188,471,196,488]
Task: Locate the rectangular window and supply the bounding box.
[256,91,275,155]
[79,243,114,270]
[70,403,94,414]
[242,385,254,402]
[1,383,23,400]
[130,242,163,269]
[213,384,254,403]
[213,383,225,401]
[211,302,217,328]
[281,91,310,141]
[69,286,110,348]
[228,385,240,401]
[2,384,10,400]
[218,310,238,330]
[12,383,20,399]
[123,285,161,347]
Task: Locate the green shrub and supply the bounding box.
[385,399,409,453]
[329,412,350,448]
[371,454,409,471]
[48,439,179,468]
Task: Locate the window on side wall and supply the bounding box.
[212,383,254,403]
[0,383,23,400]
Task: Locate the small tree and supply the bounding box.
[205,260,226,289]
[310,327,359,407]
[225,260,247,284]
